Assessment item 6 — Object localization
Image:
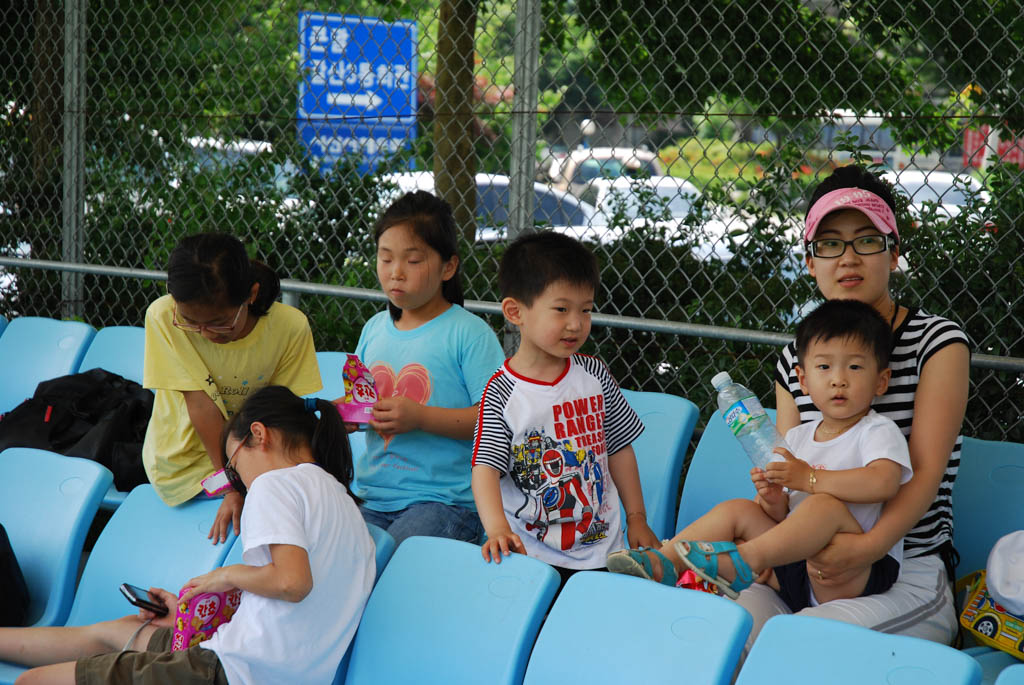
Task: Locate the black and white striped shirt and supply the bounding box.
[775,307,970,558]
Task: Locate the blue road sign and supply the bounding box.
[298,12,417,173]
[298,119,416,175]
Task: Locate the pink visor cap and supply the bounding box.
[804,188,899,242]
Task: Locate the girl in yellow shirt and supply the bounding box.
[142,233,321,542]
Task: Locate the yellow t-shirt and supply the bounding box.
[141,295,322,505]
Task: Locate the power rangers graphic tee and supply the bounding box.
[473,354,644,569]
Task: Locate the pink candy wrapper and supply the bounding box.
[335,354,378,424]
[171,587,242,651]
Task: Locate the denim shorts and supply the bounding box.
[774,554,901,613]
[359,501,484,547]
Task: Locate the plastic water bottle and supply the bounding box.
[711,371,789,470]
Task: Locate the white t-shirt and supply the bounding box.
[784,410,913,564]
[204,463,375,685]
[473,354,644,570]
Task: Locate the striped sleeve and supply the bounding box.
[471,369,515,473]
[575,354,644,456]
[915,314,970,374]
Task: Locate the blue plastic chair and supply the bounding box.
[621,389,700,540]
[0,448,112,628]
[78,325,147,384]
[996,664,1024,684]
[953,437,1024,679]
[953,437,1024,580]
[342,536,560,685]
[736,615,982,685]
[524,571,752,685]
[675,409,774,531]
[366,522,396,582]
[76,325,149,509]
[0,317,96,413]
[311,351,350,403]
[0,485,233,684]
[962,647,1024,685]
[0,315,7,337]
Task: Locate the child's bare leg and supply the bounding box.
[730,494,864,581]
[0,615,157,668]
[14,661,76,685]
[634,499,779,582]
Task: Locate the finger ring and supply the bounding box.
[817,569,824,580]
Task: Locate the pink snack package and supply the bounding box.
[335,353,378,424]
[171,587,242,651]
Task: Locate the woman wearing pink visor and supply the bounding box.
[733,164,970,647]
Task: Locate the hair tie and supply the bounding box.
[304,397,318,413]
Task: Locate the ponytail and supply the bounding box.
[248,259,280,316]
[374,191,465,321]
[166,233,281,317]
[222,386,358,499]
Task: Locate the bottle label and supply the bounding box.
[724,397,764,436]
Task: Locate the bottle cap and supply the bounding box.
[711,371,733,390]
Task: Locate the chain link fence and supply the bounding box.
[1,0,1021,440]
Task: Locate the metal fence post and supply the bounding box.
[508,0,540,241]
[61,0,86,320]
[504,0,541,355]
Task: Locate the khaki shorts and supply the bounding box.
[75,627,228,685]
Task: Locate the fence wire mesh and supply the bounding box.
[1,0,1021,440]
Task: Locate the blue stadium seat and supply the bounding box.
[953,437,1024,679]
[329,522,397,684]
[312,351,351,403]
[0,485,233,684]
[953,437,1024,580]
[78,325,147,384]
[0,317,96,413]
[0,315,7,337]
[621,389,699,540]
[0,448,112,628]
[996,664,1024,684]
[961,647,1024,685]
[737,615,982,685]
[342,536,559,685]
[524,571,752,685]
[676,409,771,531]
[77,325,149,509]
[366,522,396,582]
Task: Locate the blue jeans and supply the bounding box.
[359,502,484,547]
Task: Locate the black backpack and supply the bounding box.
[0,523,30,627]
[0,368,154,492]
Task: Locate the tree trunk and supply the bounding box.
[433,0,479,242]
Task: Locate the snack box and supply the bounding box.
[172,587,242,651]
[959,570,1024,659]
[336,353,378,424]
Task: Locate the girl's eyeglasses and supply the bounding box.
[223,433,249,497]
[807,234,894,259]
[172,302,246,334]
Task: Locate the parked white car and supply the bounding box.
[545,146,665,198]
[385,171,594,242]
[881,169,989,222]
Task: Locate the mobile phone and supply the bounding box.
[201,469,232,496]
[119,583,169,617]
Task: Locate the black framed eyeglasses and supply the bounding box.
[172,302,246,334]
[807,234,894,259]
[223,433,249,497]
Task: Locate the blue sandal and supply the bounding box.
[674,540,754,599]
[606,547,679,586]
